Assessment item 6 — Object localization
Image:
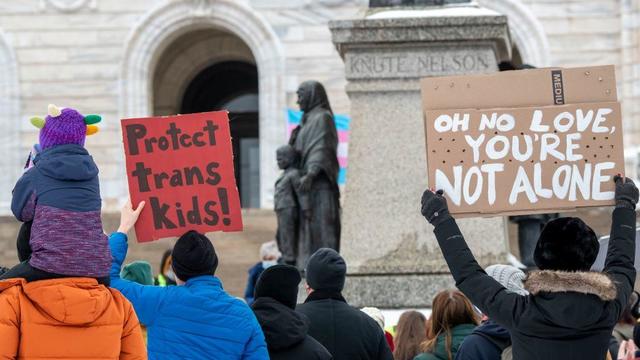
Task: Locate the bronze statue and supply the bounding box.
[274,145,308,265]
[282,80,341,268]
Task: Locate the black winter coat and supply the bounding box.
[296,291,393,360]
[455,320,511,360]
[433,208,636,360]
[252,297,332,360]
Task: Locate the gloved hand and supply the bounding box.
[421,189,453,227]
[614,175,639,210]
[630,291,640,319]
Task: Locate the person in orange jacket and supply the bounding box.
[0,277,146,359]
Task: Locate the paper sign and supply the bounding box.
[421,66,624,216]
[121,111,243,242]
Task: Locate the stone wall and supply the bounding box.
[0,0,365,214]
[0,0,637,213]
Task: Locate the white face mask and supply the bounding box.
[262,260,277,269]
[165,268,176,281]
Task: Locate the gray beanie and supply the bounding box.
[485,264,528,296]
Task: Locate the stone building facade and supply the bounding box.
[0,0,637,213]
[0,0,637,294]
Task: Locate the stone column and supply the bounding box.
[329,4,512,308]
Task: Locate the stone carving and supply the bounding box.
[40,0,96,12]
[369,0,471,7]
[345,48,495,79]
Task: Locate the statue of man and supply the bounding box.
[289,80,341,268]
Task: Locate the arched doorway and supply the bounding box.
[151,28,261,208]
[478,0,551,67]
[120,0,286,208]
[181,61,260,208]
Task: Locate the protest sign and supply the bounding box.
[421,65,624,216]
[122,111,242,242]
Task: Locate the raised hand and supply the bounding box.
[614,175,639,210]
[421,189,453,227]
[117,200,146,234]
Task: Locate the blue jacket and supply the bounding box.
[109,232,269,360]
[11,144,109,277]
[244,262,264,305]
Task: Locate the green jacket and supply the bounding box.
[413,324,476,360]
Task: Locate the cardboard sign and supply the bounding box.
[121,111,243,242]
[421,65,624,216]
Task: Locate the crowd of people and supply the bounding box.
[1,103,640,360]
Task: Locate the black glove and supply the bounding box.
[630,291,640,319]
[614,175,639,210]
[421,189,453,227]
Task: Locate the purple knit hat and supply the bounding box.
[31,104,101,150]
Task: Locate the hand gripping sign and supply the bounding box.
[122,111,243,242]
[421,65,624,216]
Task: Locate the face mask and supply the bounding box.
[165,268,176,282]
[262,260,277,269]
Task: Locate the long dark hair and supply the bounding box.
[394,311,427,360]
[421,290,479,360]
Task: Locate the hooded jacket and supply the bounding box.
[455,320,511,360]
[252,297,332,360]
[0,277,146,359]
[10,144,109,277]
[414,323,476,360]
[431,208,636,360]
[297,291,393,360]
[109,232,268,360]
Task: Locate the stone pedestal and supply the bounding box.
[329,5,512,308]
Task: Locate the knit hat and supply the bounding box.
[254,264,301,309]
[534,217,598,271]
[361,307,385,330]
[171,230,218,281]
[121,260,154,286]
[485,264,528,296]
[260,240,281,260]
[31,104,101,150]
[305,248,346,292]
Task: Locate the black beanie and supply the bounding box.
[534,217,598,271]
[255,265,301,309]
[305,248,346,292]
[171,230,218,281]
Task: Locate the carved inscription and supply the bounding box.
[347,52,493,79]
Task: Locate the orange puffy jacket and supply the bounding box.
[0,277,147,359]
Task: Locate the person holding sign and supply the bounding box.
[109,201,268,360]
[420,176,638,360]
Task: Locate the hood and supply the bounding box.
[252,297,308,351]
[473,320,511,350]
[34,144,98,181]
[523,270,617,329]
[22,278,112,325]
[525,270,617,301]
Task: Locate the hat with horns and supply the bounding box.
[30,104,101,150]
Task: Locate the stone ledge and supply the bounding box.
[329,9,511,65]
[342,273,455,308]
